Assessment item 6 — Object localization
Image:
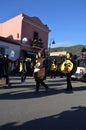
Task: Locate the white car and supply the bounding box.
[80,73,86,82]
[71,57,86,80]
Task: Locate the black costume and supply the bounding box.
[66,53,75,90]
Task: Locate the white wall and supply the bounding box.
[0,41,20,61]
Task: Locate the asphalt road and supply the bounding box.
[0,76,86,130]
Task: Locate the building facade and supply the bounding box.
[0,13,50,58]
[0,36,20,61]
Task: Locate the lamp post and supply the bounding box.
[49,40,55,56]
[21,37,29,58]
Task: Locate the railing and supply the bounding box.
[30,39,44,49]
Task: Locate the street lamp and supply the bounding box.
[22,37,28,44]
[49,40,55,56]
[21,37,29,58]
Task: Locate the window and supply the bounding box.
[17,33,19,38]
[33,32,39,40]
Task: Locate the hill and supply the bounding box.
[51,45,86,56]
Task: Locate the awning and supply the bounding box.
[23,51,38,57]
[26,51,37,56]
[0,45,9,49]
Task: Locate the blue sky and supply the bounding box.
[0,0,86,48]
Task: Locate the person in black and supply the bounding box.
[66,53,73,91]
[18,56,27,83]
[66,72,72,90]
[50,59,57,78]
[2,54,10,87]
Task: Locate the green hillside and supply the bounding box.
[51,45,86,56]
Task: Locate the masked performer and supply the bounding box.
[61,52,77,91]
[34,49,48,93]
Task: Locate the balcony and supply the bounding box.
[30,38,44,49]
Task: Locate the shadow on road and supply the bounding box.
[0,77,86,100]
[0,84,86,100]
[0,86,65,100]
[0,106,86,130]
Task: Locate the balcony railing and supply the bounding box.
[30,38,44,49]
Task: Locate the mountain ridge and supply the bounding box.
[51,45,86,56]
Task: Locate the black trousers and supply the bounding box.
[6,75,9,84]
[21,72,27,82]
[50,70,56,78]
[66,73,72,90]
[35,79,48,92]
[4,74,9,85]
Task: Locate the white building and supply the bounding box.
[50,51,67,57]
[0,36,20,61]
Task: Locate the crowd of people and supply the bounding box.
[0,50,77,92]
[0,54,10,87]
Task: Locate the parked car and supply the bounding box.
[80,73,86,82]
[71,57,86,80]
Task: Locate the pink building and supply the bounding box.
[0,13,50,57]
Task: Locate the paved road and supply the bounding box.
[0,76,86,130]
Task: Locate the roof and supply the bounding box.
[0,36,20,46]
[22,13,51,32]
